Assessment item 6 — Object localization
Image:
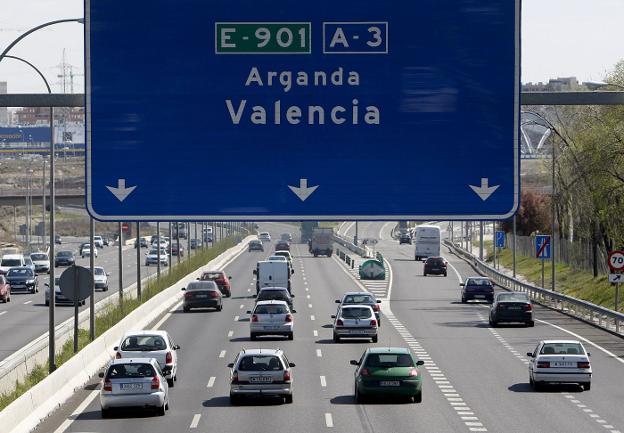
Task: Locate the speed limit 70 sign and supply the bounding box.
[608,250,624,272]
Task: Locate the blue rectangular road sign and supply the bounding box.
[495,231,506,249]
[535,235,551,260]
[86,0,520,221]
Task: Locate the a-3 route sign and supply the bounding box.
[86,0,520,220]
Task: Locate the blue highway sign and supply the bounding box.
[495,231,506,249]
[535,235,551,260]
[86,0,520,221]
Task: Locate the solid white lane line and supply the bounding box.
[307,294,311,299]
[316,349,322,357]
[325,413,334,428]
[190,413,201,429]
[207,376,216,388]
[310,315,315,321]
[239,304,244,309]
[228,330,234,338]
[0,311,7,316]
[52,389,99,433]
[153,301,182,329]
[234,315,239,321]
[308,304,313,309]
[23,300,32,305]
[219,350,226,358]
[313,330,318,337]
[320,375,327,387]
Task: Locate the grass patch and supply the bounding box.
[0,231,247,411]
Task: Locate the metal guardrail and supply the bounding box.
[444,240,624,336]
[332,233,369,257]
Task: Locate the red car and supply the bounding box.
[199,271,232,297]
[0,275,11,303]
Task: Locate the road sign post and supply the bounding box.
[608,251,624,318]
[86,0,520,221]
[59,265,93,352]
[535,235,551,289]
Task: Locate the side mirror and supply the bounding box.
[98,372,105,378]
[335,300,341,304]
[350,360,359,366]
[227,363,234,368]
[246,310,251,314]
[113,346,119,351]
[288,362,296,367]
[196,278,200,281]
[291,294,295,298]
[331,315,336,319]
[253,270,257,275]
[44,283,49,287]
[291,309,297,313]
[181,287,186,291]
[587,352,591,357]
[459,283,465,286]
[229,276,233,280]
[106,273,111,276]
[416,360,425,366]
[174,344,180,350]
[526,352,533,357]
[376,300,382,303]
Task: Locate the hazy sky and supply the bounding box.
[0,0,623,93]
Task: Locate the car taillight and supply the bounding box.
[166,351,173,364]
[103,379,112,391]
[283,370,291,382]
[231,371,239,384]
[537,361,550,368]
[577,361,590,369]
[360,368,370,377]
[372,304,380,312]
[210,291,219,298]
[151,375,160,390]
[336,319,343,326]
[184,292,193,298]
[525,304,533,311]
[115,352,122,359]
[497,304,505,310]
[285,314,293,323]
[251,314,258,323]
[370,319,377,327]
[408,368,419,377]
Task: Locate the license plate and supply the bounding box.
[120,383,143,390]
[552,362,575,367]
[508,306,522,310]
[250,376,273,383]
[474,295,485,299]
[348,329,366,334]
[380,381,400,387]
[195,294,208,298]
[264,326,280,330]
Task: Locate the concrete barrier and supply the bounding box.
[0,235,254,433]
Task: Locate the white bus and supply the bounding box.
[414,225,441,260]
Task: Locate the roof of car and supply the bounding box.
[540,339,582,345]
[2,254,23,259]
[366,347,411,354]
[258,287,288,292]
[275,250,291,255]
[121,330,169,338]
[341,304,374,310]
[342,292,374,297]
[238,348,282,356]
[255,300,288,306]
[109,357,157,365]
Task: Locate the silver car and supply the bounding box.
[332,305,378,343]
[248,300,295,340]
[99,358,169,417]
[228,349,295,404]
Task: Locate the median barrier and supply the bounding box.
[0,235,254,433]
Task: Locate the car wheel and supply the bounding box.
[444,272,448,277]
[167,378,174,387]
[582,382,591,391]
[157,403,166,416]
[284,394,293,404]
[250,333,257,341]
[101,408,111,418]
[490,319,498,327]
[423,272,427,276]
[527,321,535,327]
[230,394,241,406]
[355,386,365,403]
[288,332,294,341]
[371,335,378,343]
[333,333,340,343]
[533,381,543,391]
[145,262,149,266]
[45,300,49,306]
[413,391,422,403]
[461,297,467,304]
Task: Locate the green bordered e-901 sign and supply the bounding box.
[216,23,312,54]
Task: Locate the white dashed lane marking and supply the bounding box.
[207,376,216,388]
[325,413,334,428]
[190,413,201,429]
[218,350,226,358]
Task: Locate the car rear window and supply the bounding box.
[107,363,156,379]
[497,293,529,302]
[200,272,223,280]
[58,251,72,257]
[365,353,414,368]
[540,343,584,355]
[258,290,288,300]
[466,278,491,286]
[427,258,444,264]
[238,355,283,371]
[121,335,167,351]
[31,254,48,261]
[344,295,374,304]
[255,304,289,314]
[341,307,372,319]
[94,268,105,276]
[7,268,32,277]
[188,281,218,291]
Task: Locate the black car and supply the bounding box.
[182,281,223,312]
[190,239,202,249]
[54,234,62,244]
[102,236,110,246]
[255,287,294,310]
[489,292,534,327]
[134,238,149,248]
[54,250,76,267]
[248,240,264,252]
[423,256,447,276]
[461,277,494,303]
[399,233,412,244]
[275,240,290,252]
[6,267,38,293]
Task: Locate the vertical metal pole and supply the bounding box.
[493,221,497,269]
[48,106,56,373]
[42,159,46,248]
[187,223,191,260]
[176,223,181,265]
[168,222,173,274]
[617,283,621,334]
[156,222,161,278]
[512,215,517,278]
[460,222,464,249]
[136,222,141,302]
[552,139,556,291]
[89,217,95,340]
[118,222,123,308]
[194,222,197,250]
[479,221,483,260]
[73,263,78,353]
[354,221,358,245]
[541,259,545,288]
[450,221,454,243]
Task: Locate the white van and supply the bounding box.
[254,261,291,294]
[0,254,26,274]
[414,225,441,260]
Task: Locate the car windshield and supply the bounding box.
[57,251,72,257]
[187,281,218,291]
[201,272,223,280]
[466,278,491,286]
[255,304,289,314]
[121,335,167,351]
[343,295,374,304]
[238,355,283,371]
[250,241,261,245]
[1,259,22,267]
[497,293,529,302]
[341,307,372,319]
[258,290,288,301]
[94,268,105,276]
[7,268,32,277]
[31,254,48,261]
[540,342,584,355]
[427,258,444,264]
[365,353,414,368]
[107,363,156,379]
[260,233,269,237]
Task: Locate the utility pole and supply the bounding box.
[136,222,141,302]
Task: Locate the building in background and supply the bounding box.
[522,77,586,92]
[0,82,8,126]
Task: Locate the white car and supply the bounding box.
[114,330,180,386]
[30,252,50,274]
[145,248,169,266]
[332,305,378,343]
[527,340,592,391]
[0,254,25,274]
[267,255,288,262]
[94,266,109,291]
[273,250,293,263]
[81,244,98,258]
[152,239,169,250]
[94,235,104,248]
[248,300,295,340]
[259,232,271,242]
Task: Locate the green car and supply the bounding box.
[351,347,424,403]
